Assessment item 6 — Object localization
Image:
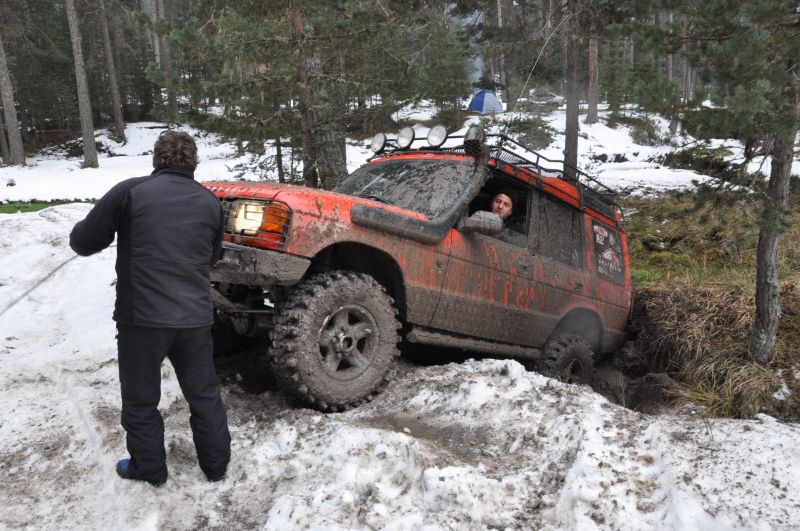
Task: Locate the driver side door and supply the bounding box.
[428,195,537,345]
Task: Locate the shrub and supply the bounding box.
[491,116,555,150]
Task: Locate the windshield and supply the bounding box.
[334,158,479,218]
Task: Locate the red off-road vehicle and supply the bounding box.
[205,125,631,411]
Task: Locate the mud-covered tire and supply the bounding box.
[269,270,400,411]
[539,334,594,385]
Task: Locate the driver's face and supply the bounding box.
[491,193,513,220]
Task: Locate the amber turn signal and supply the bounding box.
[260,201,291,234]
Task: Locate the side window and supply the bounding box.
[534,192,582,267]
[592,221,625,283]
[467,180,531,248]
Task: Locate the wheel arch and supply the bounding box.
[308,242,406,319]
[550,308,603,353]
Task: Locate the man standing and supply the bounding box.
[70,130,230,487]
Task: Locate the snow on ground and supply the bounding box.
[2,205,800,529]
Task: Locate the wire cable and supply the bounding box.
[511,11,577,115]
[0,245,117,319]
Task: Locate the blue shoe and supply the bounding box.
[116,458,166,487]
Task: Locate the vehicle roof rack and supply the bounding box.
[371,131,622,223]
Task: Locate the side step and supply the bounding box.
[406,326,540,360]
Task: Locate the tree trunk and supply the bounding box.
[544,0,555,71]
[65,0,98,168]
[624,36,634,66]
[0,110,10,163]
[751,130,794,364]
[287,5,347,189]
[0,35,25,166]
[586,30,599,124]
[275,136,285,184]
[318,30,348,190]
[155,0,178,121]
[666,11,674,81]
[682,56,693,101]
[99,0,125,141]
[562,0,579,179]
[288,5,318,188]
[496,0,505,100]
[139,0,160,65]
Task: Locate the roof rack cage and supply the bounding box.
[371,132,622,222]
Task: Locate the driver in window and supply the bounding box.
[489,189,526,245]
[490,191,515,221]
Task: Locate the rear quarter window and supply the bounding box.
[592,221,625,283]
[536,193,582,268]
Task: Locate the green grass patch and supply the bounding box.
[631,268,663,283]
[0,200,85,213]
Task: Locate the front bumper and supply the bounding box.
[211,242,311,286]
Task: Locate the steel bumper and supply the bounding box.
[211,242,311,286]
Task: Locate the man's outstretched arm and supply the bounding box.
[69,181,130,256]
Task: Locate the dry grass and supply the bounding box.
[631,279,799,418]
[620,189,800,419]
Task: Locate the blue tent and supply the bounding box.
[467,89,504,113]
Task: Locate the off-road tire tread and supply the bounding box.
[269,270,400,411]
[539,334,595,385]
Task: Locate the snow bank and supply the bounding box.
[1,205,799,529]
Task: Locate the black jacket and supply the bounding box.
[70,167,223,327]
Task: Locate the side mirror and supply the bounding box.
[457,210,503,236]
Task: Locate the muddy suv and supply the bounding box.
[205,125,631,411]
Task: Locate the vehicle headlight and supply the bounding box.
[226,199,291,238]
[228,200,263,235]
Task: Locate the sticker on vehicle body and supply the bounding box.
[593,221,624,283]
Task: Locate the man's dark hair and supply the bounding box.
[495,187,519,207]
[153,130,198,170]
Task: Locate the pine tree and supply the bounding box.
[677,0,800,364]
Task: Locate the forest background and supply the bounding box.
[1,0,799,419]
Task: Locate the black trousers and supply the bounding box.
[116,324,231,483]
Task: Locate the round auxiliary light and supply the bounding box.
[370,132,387,153]
[396,127,415,149]
[427,125,448,148]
